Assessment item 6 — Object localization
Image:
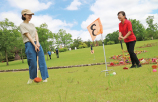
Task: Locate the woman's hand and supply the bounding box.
[36,42,40,48]
[120,36,126,40]
[118,37,122,41]
[35,45,40,52]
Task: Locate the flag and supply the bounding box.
[87,18,103,41]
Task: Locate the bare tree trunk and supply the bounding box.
[46,48,48,60]
[21,49,24,63]
[5,50,9,66]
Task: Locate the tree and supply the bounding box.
[72,37,82,49]
[16,26,25,63]
[0,18,20,65]
[105,30,119,45]
[78,42,88,49]
[129,19,146,41]
[36,23,54,60]
[146,16,157,39]
[55,29,73,47]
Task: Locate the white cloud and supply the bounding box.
[0,11,76,35]
[31,15,74,33]
[0,12,22,26]
[81,0,158,40]
[8,0,52,12]
[1,0,158,42]
[66,0,81,10]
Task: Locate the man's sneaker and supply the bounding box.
[43,79,47,82]
[130,65,136,68]
[27,79,33,84]
[137,64,142,68]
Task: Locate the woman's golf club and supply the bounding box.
[120,40,129,70]
[34,52,42,83]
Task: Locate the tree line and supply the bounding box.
[0,16,157,65]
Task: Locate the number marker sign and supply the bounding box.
[87,18,103,41]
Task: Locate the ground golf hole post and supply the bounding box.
[100,34,114,76]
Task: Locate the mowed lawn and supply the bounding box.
[0,64,158,102]
[0,40,158,70]
[0,40,158,101]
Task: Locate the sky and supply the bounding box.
[0,0,158,41]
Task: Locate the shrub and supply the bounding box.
[58,48,68,52]
[78,43,88,49]
[107,41,115,45]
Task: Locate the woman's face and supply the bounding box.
[24,14,32,21]
[118,13,125,21]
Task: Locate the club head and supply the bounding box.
[123,67,129,70]
[34,77,42,83]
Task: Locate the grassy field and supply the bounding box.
[1,64,158,102]
[0,40,158,70]
[0,40,158,101]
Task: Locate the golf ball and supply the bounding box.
[113,72,116,75]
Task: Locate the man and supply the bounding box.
[90,44,94,54]
[47,51,51,59]
[55,48,59,58]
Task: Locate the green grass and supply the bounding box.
[0,40,158,70]
[1,40,158,101]
[1,64,158,102]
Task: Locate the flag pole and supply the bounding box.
[100,34,114,76]
[93,41,95,60]
[93,53,95,60]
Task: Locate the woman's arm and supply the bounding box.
[118,32,123,41]
[120,31,131,39]
[35,31,40,47]
[25,33,40,52]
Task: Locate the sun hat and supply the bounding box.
[21,9,34,15]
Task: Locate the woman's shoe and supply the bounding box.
[130,65,136,68]
[27,79,33,84]
[43,79,47,82]
[137,64,142,68]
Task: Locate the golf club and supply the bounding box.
[34,52,42,83]
[120,40,129,70]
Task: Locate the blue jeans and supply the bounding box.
[25,42,49,80]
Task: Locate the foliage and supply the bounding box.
[0,18,21,65]
[83,39,91,47]
[58,48,68,52]
[55,29,73,47]
[105,30,119,45]
[129,19,146,41]
[36,23,54,54]
[78,42,88,49]
[107,41,115,45]
[71,37,82,49]
[146,16,158,39]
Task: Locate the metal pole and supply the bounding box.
[100,34,114,76]
[93,52,95,60]
[101,34,107,71]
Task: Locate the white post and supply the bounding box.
[101,34,108,71]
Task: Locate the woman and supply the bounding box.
[118,11,141,68]
[20,9,49,84]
